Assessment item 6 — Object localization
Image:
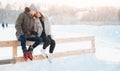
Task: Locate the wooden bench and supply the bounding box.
[0,36,95,64]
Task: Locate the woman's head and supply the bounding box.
[34,12,41,18]
[29,5,37,16]
[34,12,45,19]
[30,10,36,16]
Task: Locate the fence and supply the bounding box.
[0,36,95,64]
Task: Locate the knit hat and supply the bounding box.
[29,4,37,11]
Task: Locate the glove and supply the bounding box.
[31,31,38,36]
[20,35,25,38]
[18,35,26,41]
[48,35,52,39]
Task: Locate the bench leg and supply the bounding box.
[12,42,17,63]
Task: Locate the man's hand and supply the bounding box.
[31,31,38,36]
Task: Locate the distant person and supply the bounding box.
[2,22,5,28]
[6,23,8,28]
[15,6,43,61]
[34,12,56,62]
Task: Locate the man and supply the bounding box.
[15,6,43,61]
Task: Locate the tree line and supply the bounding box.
[0,2,120,25]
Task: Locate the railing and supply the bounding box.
[0,36,95,64]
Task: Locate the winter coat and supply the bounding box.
[15,12,42,39]
[33,18,43,36]
[44,18,51,36]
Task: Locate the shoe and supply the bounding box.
[40,48,47,58]
[28,45,33,60]
[28,45,33,54]
[27,51,33,60]
[47,53,52,63]
[23,50,28,61]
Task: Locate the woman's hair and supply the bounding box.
[39,12,45,20]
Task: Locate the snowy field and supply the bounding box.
[0,24,120,71]
[0,54,120,71]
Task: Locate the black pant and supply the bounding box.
[41,34,56,53]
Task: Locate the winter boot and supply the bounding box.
[40,48,47,58]
[23,50,28,61]
[47,53,53,63]
[27,45,33,60]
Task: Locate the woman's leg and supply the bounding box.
[49,39,56,53]
[40,36,50,58]
[42,36,50,49]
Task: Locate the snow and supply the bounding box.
[0,25,120,71]
[0,54,120,71]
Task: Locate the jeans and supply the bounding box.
[18,35,43,51]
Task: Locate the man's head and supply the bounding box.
[24,7,30,12]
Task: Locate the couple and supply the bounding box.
[15,6,55,62]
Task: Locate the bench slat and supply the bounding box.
[15,49,95,62]
[0,59,15,65]
[0,36,95,47]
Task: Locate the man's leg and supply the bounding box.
[18,35,28,61]
[18,35,27,51]
[27,37,43,49]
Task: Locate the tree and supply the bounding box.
[5,3,12,10]
[0,1,2,8]
[118,8,120,20]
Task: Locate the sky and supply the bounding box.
[0,0,120,8]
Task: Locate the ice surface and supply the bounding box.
[0,25,120,71]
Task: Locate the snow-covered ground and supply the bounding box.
[0,54,120,71]
[0,24,120,71]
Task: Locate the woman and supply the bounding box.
[35,12,56,62]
